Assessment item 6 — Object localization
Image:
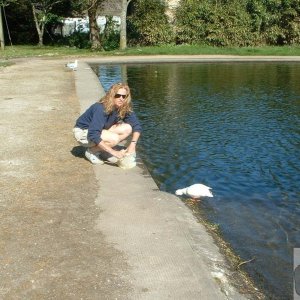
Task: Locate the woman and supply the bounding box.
[73,82,142,164]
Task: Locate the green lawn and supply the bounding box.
[1,44,300,62]
[111,44,300,56]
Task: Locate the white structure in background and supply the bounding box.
[165,0,180,22]
[53,0,180,37]
[53,16,121,37]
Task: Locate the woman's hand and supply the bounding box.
[126,143,136,155]
[112,149,126,159]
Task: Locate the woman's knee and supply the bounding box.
[110,123,132,137]
[121,123,132,136]
[101,130,120,146]
[110,134,120,146]
[102,123,132,145]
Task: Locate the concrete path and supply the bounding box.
[0,56,273,299]
[75,60,249,300]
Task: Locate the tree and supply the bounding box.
[0,0,17,50]
[71,0,104,50]
[119,0,131,50]
[87,0,103,50]
[0,5,4,50]
[30,0,63,46]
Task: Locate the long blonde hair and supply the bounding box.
[99,83,133,119]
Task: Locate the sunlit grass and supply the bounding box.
[1,44,300,61]
[0,45,94,59]
[109,44,300,56]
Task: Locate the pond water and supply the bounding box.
[92,62,300,299]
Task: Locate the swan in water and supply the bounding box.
[175,183,213,199]
[66,60,78,70]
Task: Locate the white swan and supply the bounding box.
[175,183,213,199]
[66,59,78,70]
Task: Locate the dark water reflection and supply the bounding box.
[92,62,300,299]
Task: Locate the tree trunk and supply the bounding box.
[38,22,45,46]
[31,4,44,46]
[0,5,5,50]
[119,0,128,50]
[88,5,102,50]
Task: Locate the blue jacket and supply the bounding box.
[75,102,142,145]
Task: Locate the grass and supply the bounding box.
[0,45,93,59]
[0,60,14,67]
[110,44,300,56]
[0,44,300,60]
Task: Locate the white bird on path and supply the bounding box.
[65,59,78,70]
[175,183,213,200]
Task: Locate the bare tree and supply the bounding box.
[0,0,17,50]
[0,5,4,50]
[119,0,131,50]
[30,0,62,46]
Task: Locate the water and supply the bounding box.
[92,62,300,299]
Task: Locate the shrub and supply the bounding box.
[246,0,300,45]
[52,31,91,49]
[175,0,300,46]
[175,0,212,44]
[127,0,175,46]
[100,16,120,51]
[207,2,256,46]
[175,0,256,46]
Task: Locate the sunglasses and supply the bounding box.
[115,93,127,99]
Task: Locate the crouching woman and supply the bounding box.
[73,82,142,165]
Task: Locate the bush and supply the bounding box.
[100,16,120,51]
[206,2,256,47]
[175,1,212,44]
[52,31,91,49]
[175,0,300,46]
[127,0,175,46]
[246,0,300,45]
[175,0,256,47]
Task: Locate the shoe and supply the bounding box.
[85,149,104,164]
[98,151,119,164]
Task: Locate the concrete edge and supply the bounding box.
[73,58,263,299]
[80,55,300,64]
